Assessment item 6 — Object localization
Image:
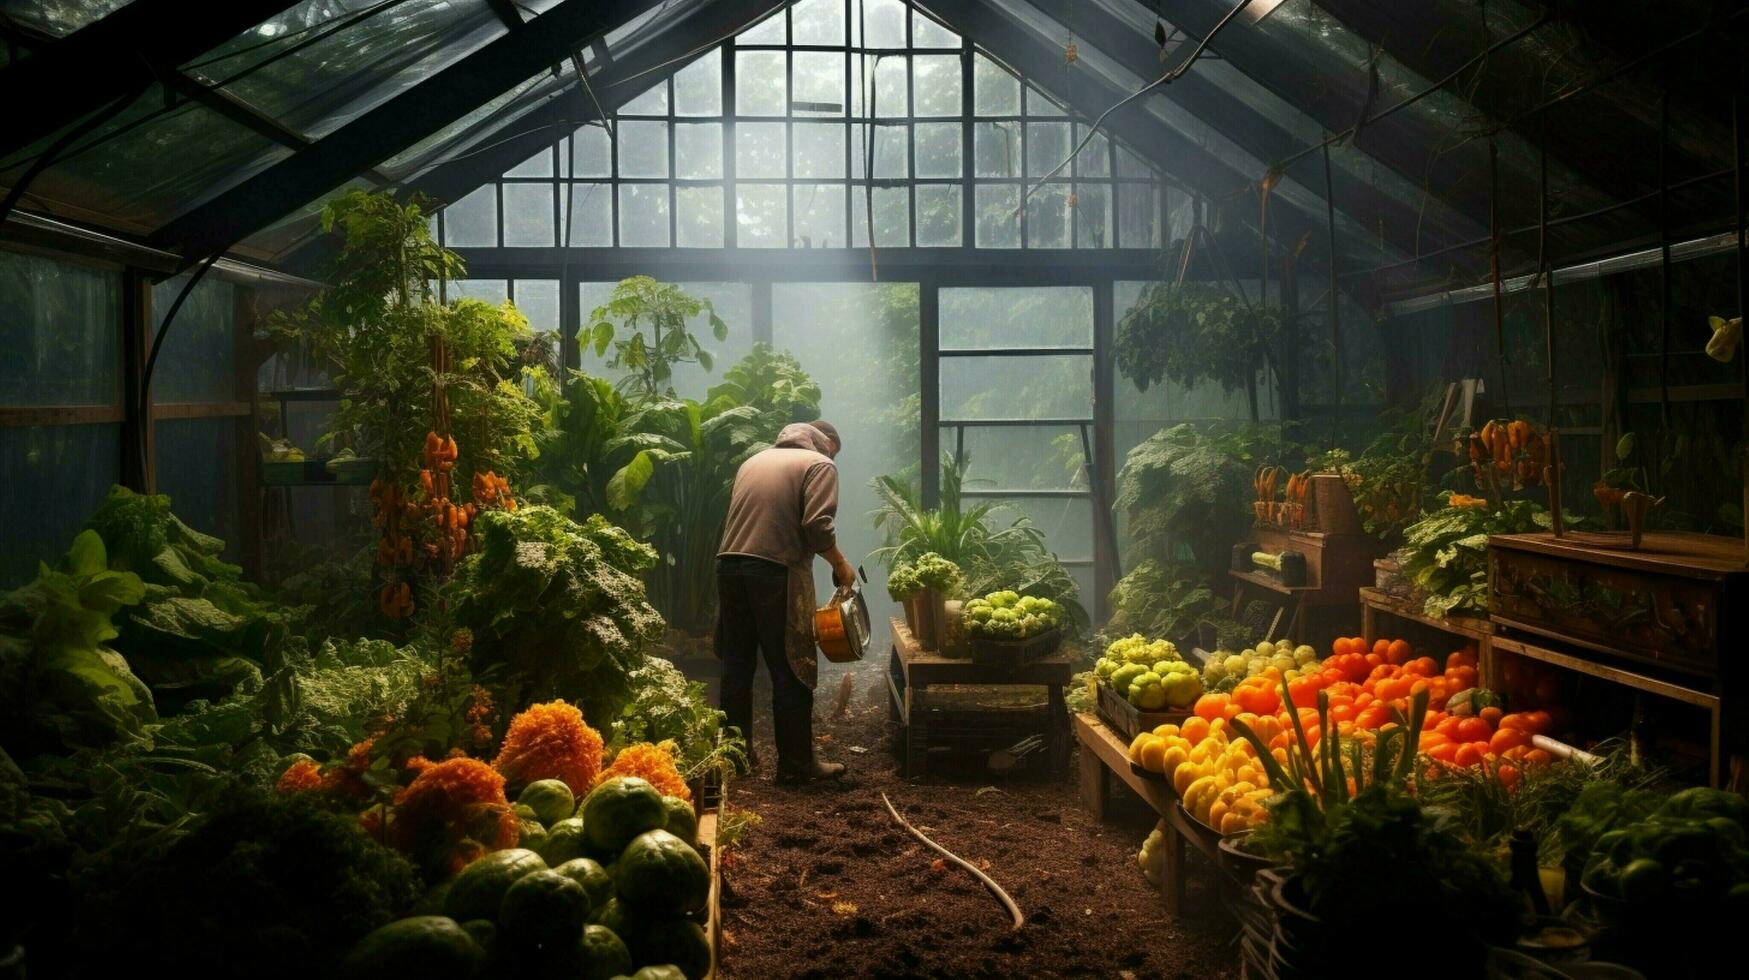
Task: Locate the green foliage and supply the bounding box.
[707,343,823,428]
[268,190,540,485]
[1398,492,1562,619]
[613,656,745,781]
[267,637,439,760]
[1117,422,1274,574]
[1115,282,1284,410]
[72,788,423,977]
[454,507,666,722]
[526,370,663,528]
[1309,394,1445,542]
[871,455,1088,631]
[0,530,153,756]
[587,276,729,398]
[1105,559,1245,649]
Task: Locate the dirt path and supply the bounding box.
[714,660,1239,980]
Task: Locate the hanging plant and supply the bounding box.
[1115,282,1284,399]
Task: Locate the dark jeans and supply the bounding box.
[716,556,812,752]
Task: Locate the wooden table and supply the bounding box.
[1074,712,1229,915]
[886,618,1073,776]
[699,808,722,979]
[1359,586,1497,681]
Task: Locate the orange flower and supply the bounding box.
[1448,493,1490,510]
[598,741,690,801]
[275,758,323,794]
[388,757,519,877]
[491,699,604,796]
[320,737,379,801]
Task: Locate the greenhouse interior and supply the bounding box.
[2,0,1748,977]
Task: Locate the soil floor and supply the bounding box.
[705,656,1241,980]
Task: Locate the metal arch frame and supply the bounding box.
[0,0,301,160]
[147,0,669,264]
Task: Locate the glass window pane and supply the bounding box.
[507,146,553,177]
[502,183,556,246]
[738,9,785,44]
[1026,86,1065,116]
[864,124,907,178]
[858,0,906,47]
[1075,127,1110,177]
[986,496,1094,561]
[443,185,497,247]
[0,424,120,588]
[1074,184,1113,249]
[1027,121,1070,178]
[792,51,845,116]
[565,183,613,246]
[941,286,1093,348]
[676,186,725,247]
[975,185,1020,248]
[793,183,846,249]
[0,251,120,405]
[573,126,611,177]
[675,122,723,179]
[913,10,961,48]
[152,276,236,403]
[851,186,910,247]
[915,184,962,247]
[915,122,961,178]
[512,280,560,334]
[772,282,920,648]
[736,51,786,116]
[620,79,669,116]
[1026,183,1071,249]
[974,121,1020,177]
[868,55,907,116]
[736,184,788,248]
[1118,183,1161,248]
[913,55,961,117]
[674,49,723,117]
[736,121,787,178]
[793,121,846,178]
[959,426,1086,490]
[619,185,671,247]
[451,279,508,304]
[974,54,1020,116]
[154,417,240,554]
[617,120,669,178]
[791,0,843,45]
[941,355,1092,420]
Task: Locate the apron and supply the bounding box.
[783,561,819,691]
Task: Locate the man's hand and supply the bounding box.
[832,558,857,590]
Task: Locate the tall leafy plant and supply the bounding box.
[586,275,728,398]
[1116,422,1274,575]
[707,343,822,428]
[1115,282,1284,421]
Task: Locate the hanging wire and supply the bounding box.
[135,252,224,483]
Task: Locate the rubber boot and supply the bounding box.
[773,707,845,784]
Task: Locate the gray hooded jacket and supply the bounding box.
[717,422,839,566]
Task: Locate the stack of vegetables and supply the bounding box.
[1579,787,1749,914]
[1200,639,1319,693]
[962,590,1063,640]
[1128,711,1278,834]
[1093,634,1202,710]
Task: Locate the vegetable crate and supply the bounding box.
[1096,680,1190,743]
[968,628,1063,667]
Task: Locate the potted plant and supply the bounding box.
[886,561,924,638]
[909,552,961,651]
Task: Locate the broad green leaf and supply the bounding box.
[607,450,656,511]
[64,530,108,578]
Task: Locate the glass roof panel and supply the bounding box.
[4,85,292,231]
[192,0,506,140]
[0,0,132,38]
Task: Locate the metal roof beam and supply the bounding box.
[1066,0,1465,258]
[147,0,665,263]
[0,0,299,160]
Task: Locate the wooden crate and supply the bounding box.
[1488,531,1747,677]
[1095,679,1191,743]
[968,628,1063,667]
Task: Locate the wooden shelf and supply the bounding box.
[1228,568,1317,595]
[1359,587,1493,643]
[1074,713,1233,914]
